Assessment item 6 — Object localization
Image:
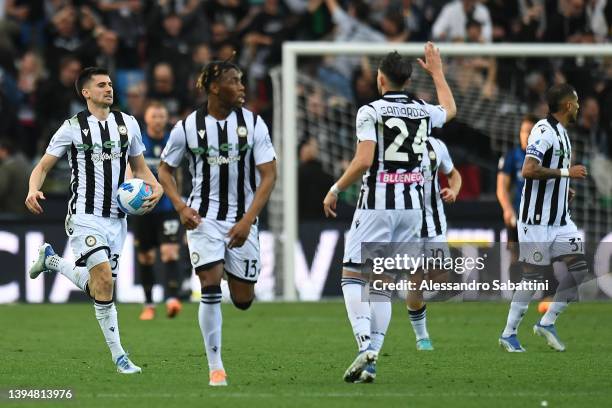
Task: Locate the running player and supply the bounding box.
[499,83,588,352]
[406,136,461,351]
[158,60,276,386]
[26,67,163,373]
[323,43,456,382]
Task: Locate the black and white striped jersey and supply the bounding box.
[355,92,447,210]
[519,115,572,226]
[46,110,145,218]
[161,107,276,222]
[420,137,454,238]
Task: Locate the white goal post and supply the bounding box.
[280,42,612,301]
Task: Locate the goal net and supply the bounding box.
[270,43,612,300]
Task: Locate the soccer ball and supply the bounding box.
[117,178,153,216]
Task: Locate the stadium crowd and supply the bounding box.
[0,0,611,216]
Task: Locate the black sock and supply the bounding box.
[140,263,154,304]
[164,260,180,299]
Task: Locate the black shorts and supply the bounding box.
[132,211,181,251]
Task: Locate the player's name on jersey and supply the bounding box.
[380,105,428,118]
[372,279,550,292]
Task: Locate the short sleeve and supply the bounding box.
[436,140,454,174]
[253,116,276,165]
[46,121,73,157]
[500,151,513,174]
[356,105,377,142]
[128,115,146,156]
[424,102,447,129]
[161,120,188,168]
[525,125,554,163]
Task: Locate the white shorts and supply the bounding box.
[187,218,260,283]
[421,234,451,259]
[343,209,422,268]
[65,214,127,275]
[518,220,584,265]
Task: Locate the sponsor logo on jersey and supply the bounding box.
[92,151,123,163]
[207,155,241,166]
[379,171,424,184]
[118,125,128,136]
[190,143,252,156]
[76,140,129,151]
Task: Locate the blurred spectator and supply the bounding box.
[148,62,190,124]
[15,50,44,158]
[544,0,591,42]
[124,81,147,124]
[203,0,250,33]
[352,57,377,108]
[35,55,84,150]
[432,0,492,42]
[5,0,46,49]
[146,7,194,82]
[0,138,30,215]
[317,0,384,100]
[298,136,334,220]
[0,86,20,149]
[513,0,546,41]
[576,96,608,158]
[95,0,144,67]
[380,9,410,42]
[44,5,90,74]
[240,0,287,94]
[485,0,520,42]
[93,28,120,77]
[586,0,609,41]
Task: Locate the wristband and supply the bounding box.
[329,183,342,196]
[560,168,569,178]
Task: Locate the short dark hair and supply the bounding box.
[196,60,241,93]
[522,113,539,124]
[379,51,412,88]
[75,67,110,99]
[351,0,370,21]
[546,83,576,114]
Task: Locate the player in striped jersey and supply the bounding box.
[499,84,588,352]
[25,67,163,373]
[323,43,456,383]
[158,60,277,386]
[406,137,461,351]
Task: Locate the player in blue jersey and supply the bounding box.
[132,101,183,319]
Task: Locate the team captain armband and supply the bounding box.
[525,145,544,161]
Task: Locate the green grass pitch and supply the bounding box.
[1,302,611,408]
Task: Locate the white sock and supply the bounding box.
[540,301,569,326]
[46,255,89,292]
[199,286,223,371]
[369,289,392,352]
[341,277,371,351]
[408,304,429,341]
[502,280,537,336]
[94,300,125,362]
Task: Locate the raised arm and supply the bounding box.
[417,42,456,122]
